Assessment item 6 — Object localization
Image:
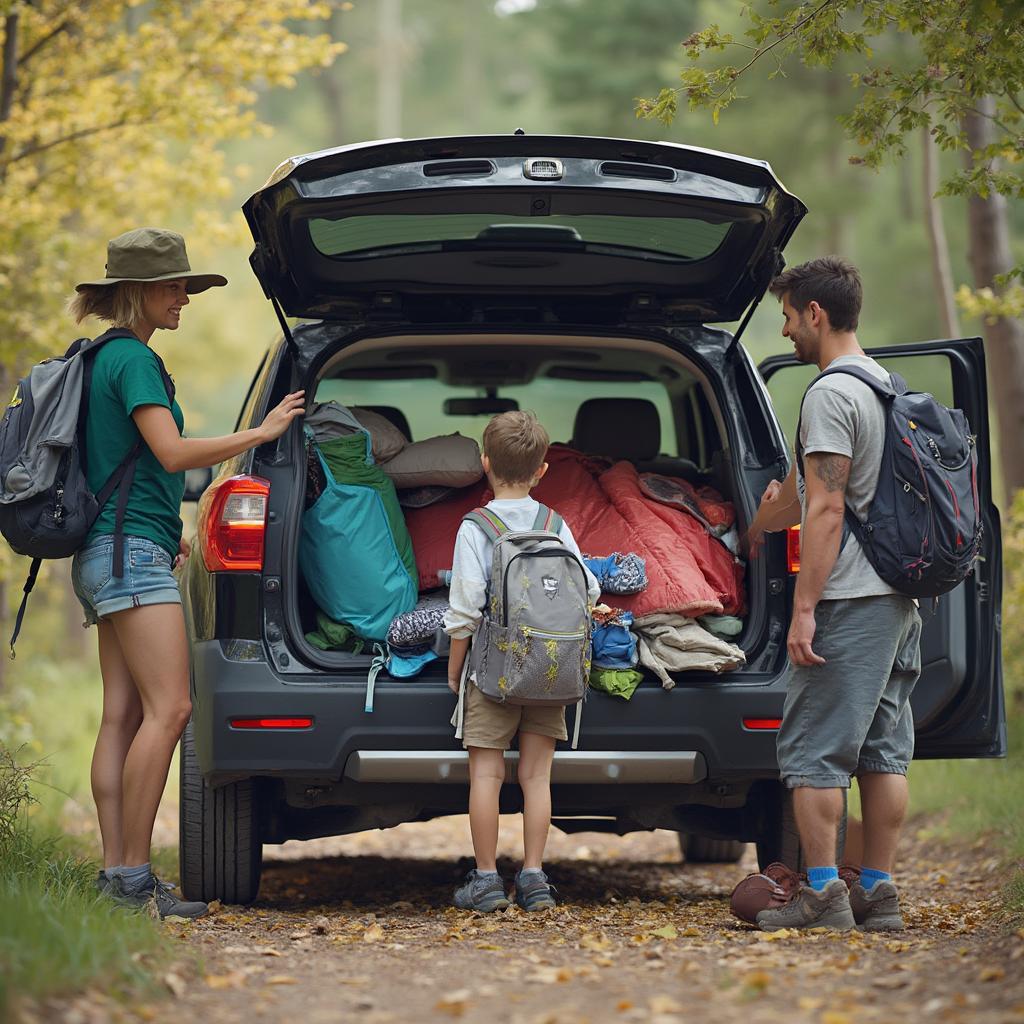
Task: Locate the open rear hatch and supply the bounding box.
[243,134,806,325]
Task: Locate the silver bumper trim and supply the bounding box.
[343,750,706,785]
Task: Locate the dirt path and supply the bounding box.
[41,817,1024,1024]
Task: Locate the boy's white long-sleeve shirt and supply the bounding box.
[443,497,601,639]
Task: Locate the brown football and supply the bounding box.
[729,873,789,924]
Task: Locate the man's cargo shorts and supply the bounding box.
[777,594,922,789]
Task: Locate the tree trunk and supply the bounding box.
[922,126,960,339]
[0,12,19,162]
[963,99,1024,500]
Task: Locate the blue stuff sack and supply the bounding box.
[299,416,417,642]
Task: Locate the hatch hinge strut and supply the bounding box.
[725,247,784,361]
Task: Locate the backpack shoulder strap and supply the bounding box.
[463,507,509,539]
[531,503,563,534]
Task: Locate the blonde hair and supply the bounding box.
[67,282,149,328]
[483,410,550,484]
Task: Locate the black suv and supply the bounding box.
[178,134,1005,904]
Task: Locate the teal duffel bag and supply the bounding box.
[299,415,417,642]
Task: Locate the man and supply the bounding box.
[747,256,922,932]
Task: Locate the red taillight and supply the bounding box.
[199,475,270,572]
[230,717,313,730]
[786,524,801,574]
[743,717,783,731]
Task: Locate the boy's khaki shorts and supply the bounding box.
[461,681,567,749]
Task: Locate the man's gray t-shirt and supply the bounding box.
[797,354,899,600]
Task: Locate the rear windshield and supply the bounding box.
[309,212,731,262]
[314,376,678,455]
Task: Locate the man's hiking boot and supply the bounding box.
[453,870,510,912]
[95,869,111,895]
[756,878,856,931]
[849,879,904,931]
[109,873,209,919]
[514,869,557,911]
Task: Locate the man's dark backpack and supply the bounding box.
[797,365,983,599]
[0,330,175,653]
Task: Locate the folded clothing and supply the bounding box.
[305,611,367,653]
[591,606,638,670]
[589,667,644,700]
[584,552,648,595]
[634,612,745,688]
[699,614,744,638]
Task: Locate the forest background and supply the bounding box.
[0,0,1021,1013]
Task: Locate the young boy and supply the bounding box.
[444,411,600,912]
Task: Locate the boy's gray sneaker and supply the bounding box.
[514,869,557,911]
[849,880,904,931]
[756,878,856,931]
[453,870,510,912]
[109,873,209,919]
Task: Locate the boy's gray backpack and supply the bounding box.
[464,504,592,710]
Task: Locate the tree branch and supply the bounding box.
[4,116,132,164]
[16,17,70,68]
[730,0,838,79]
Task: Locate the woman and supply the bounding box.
[68,228,304,919]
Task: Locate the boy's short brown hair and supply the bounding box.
[482,411,550,484]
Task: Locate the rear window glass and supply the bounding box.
[314,377,677,456]
[309,212,731,262]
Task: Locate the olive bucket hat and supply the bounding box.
[75,227,227,293]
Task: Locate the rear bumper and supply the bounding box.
[190,640,787,789]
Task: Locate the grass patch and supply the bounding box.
[0,747,176,1019]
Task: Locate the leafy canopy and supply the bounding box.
[637,0,1024,313]
[0,0,343,367]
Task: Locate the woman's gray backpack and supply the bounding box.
[796,364,982,598]
[462,504,592,714]
[0,330,174,653]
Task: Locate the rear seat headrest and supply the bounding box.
[571,398,661,461]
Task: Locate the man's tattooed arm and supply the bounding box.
[810,452,851,494]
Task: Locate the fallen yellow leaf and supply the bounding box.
[744,970,771,992]
[580,930,613,951]
[204,971,247,990]
[265,976,299,986]
[980,966,1005,982]
[362,924,385,943]
[650,924,678,940]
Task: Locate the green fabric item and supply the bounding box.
[84,337,184,557]
[699,614,744,638]
[305,611,366,653]
[317,433,418,585]
[589,667,644,700]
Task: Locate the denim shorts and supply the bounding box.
[71,535,181,626]
[776,594,922,789]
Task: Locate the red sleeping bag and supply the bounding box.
[404,446,745,618]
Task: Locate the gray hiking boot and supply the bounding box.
[95,869,111,894]
[849,880,904,931]
[756,878,856,932]
[453,870,510,912]
[514,869,557,911]
[109,873,209,920]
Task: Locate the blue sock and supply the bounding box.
[860,867,892,892]
[807,866,839,891]
[111,862,152,893]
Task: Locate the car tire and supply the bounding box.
[677,833,747,863]
[755,783,847,873]
[179,721,263,904]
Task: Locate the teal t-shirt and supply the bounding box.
[84,337,185,557]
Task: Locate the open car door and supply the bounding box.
[759,338,1005,759]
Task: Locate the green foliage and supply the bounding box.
[639,0,1024,315]
[0,744,174,1017]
